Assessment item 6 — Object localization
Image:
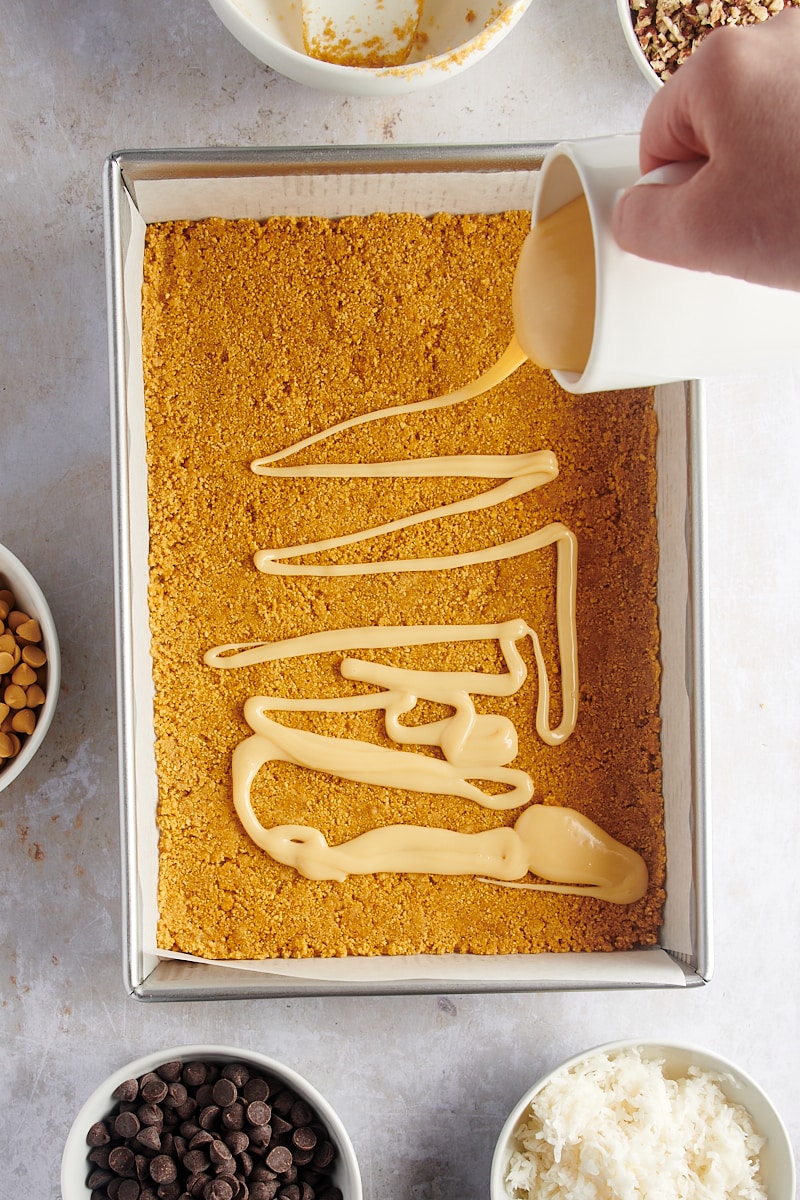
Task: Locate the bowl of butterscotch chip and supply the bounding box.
[61,1044,363,1200]
[0,542,60,793]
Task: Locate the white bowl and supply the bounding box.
[616,0,662,90]
[490,1039,796,1200]
[61,1043,363,1200]
[206,0,534,94]
[0,543,61,794]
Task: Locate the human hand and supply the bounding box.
[613,9,800,290]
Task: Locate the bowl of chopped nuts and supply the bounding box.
[0,543,60,793]
[618,0,791,88]
[61,1044,362,1200]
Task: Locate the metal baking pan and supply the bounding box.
[103,145,710,999]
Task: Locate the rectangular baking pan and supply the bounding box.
[103,145,711,999]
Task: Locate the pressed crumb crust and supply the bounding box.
[142,211,665,960]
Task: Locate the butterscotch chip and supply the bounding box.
[15,617,42,644]
[11,662,37,687]
[0,651,14,674]
[25,684,46,708]
[4,683,27,710]
[11,709,35,736]
[22,645,47,668]
[0,632,19,658]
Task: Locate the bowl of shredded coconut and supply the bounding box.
[490,1041,795,1200]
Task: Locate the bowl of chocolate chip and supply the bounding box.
[0,542,60,794]
[61,1044,362,1200]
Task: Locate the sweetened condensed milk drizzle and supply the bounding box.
[202,345,649,902]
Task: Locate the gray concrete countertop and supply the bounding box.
[1,1,798,1196]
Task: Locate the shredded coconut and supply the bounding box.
[504,1048,766,1200]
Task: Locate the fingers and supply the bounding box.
[611,169,715,273]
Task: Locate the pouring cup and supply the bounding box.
[513,133,800,394]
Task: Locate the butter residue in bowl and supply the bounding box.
[302,0,424,66]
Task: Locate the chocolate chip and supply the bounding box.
[186,1174,211,1198]
[88,1169,115,1189]
[138,1104,165,1129]
[150,1156,179,1184]
[141,1075,170,1105]
[156,1182,182,1200]
[175,1099,199,1121]
[265,1148,293,1175]
[209,1140,232,1167]
[109,1147,138,1178]
[241,1079,269,1104]
[115,1112,141,1140]
[157,1062,184,1084]
[203,1180,234,1200]
[113,1081,141,1104]
[183,1063,208,1088]
[88,1121,112,1147]
[183,1150,210,1175]
[249,1184,279,1200]
[199,1106,221,1131]
[246,1124,271,1149]
[118,1181,141,1200]
[213,1079,238,1108]
[311,1143,334,1171]
[270,1116,292,1139]
[245,1102,271,1128]
[291,1128,316,1153]
[136,1127,162,1153]
[288,1103,313,1129]
[222,1103,246,1131]
[165,1083,189,1109]
[277,1186,301,1200]
[221,1064,251,1088]
[269,1093,295,1118]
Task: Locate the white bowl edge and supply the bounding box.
[615,0,662,91]
[0,542,61,793]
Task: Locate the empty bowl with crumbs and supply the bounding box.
[205,0,535,94]
[0,542,60,794]
[490,1039,795,1200]
[61,1044,363,1200]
